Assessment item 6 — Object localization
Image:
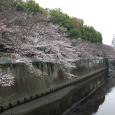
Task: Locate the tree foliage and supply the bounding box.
[69,29,81,39]
[49,8,70,29]
[70,17,82,31]
[82,25,102,43]
[0,0,47,14]
[97,32,102,44]
[0,0,102,44]
[16,4,24,11]
[0,0,15,8]
[48,8,103,43]
[26,0,40,12]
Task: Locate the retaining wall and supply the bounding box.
[0,58,108,113]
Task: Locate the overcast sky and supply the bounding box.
[34,0,115,46]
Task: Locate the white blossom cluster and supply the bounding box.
[0,73,14,87]
[0,10,115,79]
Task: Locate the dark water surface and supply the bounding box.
[68,76,115,115]
[92,87,115,115]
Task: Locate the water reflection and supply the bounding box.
[69,77,115,115]
[0,73,14,87]
[93,87,115,115]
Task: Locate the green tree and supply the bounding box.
[69,29,81,39]
[81,25,102,43]
[49,8,70,30]
[39,7,47,15]
[26,0,40,12]
[13,0,25,11]
[13,0,23,6]
[97,32,102,44]
[81,35,87,40]
[25,0,47,14]
[0,0,15,8]
[70,17,83,31]
[16,4,24,11]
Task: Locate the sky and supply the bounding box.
[34,0,115,46]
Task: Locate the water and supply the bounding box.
[92,87,115,115]
[69,77,115,115]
